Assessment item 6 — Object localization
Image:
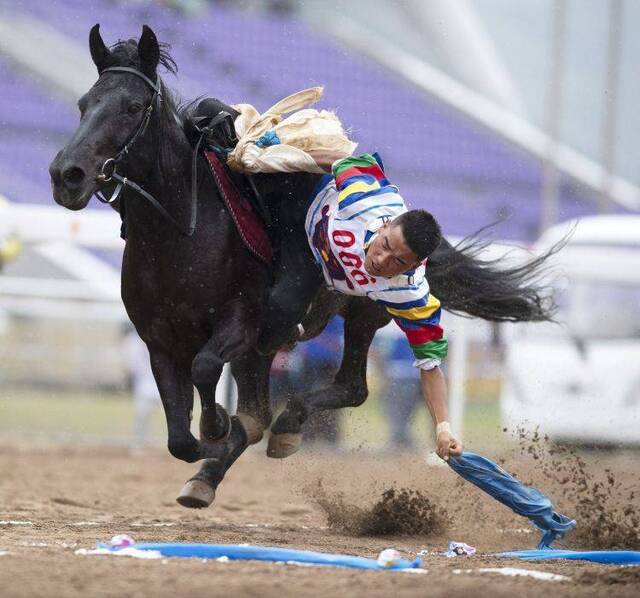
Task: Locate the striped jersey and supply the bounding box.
[305,153,448,367]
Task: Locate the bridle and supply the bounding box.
[94,66,199,236]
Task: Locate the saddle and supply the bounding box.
[191,98,273,233]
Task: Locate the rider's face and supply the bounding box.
[364,221,422,279]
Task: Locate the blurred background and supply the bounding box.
[0,0,638,452]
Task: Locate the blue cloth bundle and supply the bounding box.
[448,451,576,548]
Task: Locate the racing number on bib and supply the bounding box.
[332,230,356,247]
[332,229,376,286]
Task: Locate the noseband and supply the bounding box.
[94,66,198,236]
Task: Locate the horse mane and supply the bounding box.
[109,38,178,75]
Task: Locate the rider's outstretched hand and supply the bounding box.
[436,431,463,461]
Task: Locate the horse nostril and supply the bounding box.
[62,166,85,187]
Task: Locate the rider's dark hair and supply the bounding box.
[393,209,442,260]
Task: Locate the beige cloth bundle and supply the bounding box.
[227,87,357,174]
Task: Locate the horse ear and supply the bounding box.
[138,25,160,76]
[89,24,111,73]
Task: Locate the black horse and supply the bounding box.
[50,25,556,508]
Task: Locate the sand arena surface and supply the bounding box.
[0,441,638,597]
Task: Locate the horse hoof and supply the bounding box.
[176,480,216,509]
[267,432,302,459]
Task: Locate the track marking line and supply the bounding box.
[454,567,570,581]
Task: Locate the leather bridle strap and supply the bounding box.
[93,66,198,237]
[108,172,190,233]
[99,67,161,165]
[101,66,160,93]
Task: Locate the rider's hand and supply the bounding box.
[436,431,463,461]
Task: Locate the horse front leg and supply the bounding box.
[177,299,262,508]
[148,349,200,463]
[191,297,262,443]
[268,298,390,458]
[233,348,275,437]
[176,349,275,509]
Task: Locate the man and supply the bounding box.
[261,152,463,461]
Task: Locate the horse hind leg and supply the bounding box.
[268,297,390,458]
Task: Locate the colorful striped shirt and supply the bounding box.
[305,153,447,367]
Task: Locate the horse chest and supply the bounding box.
[119,199,266,357]
[121,253,220,344]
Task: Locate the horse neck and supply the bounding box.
[123,114,196,242]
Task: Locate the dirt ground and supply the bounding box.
[0,440,638,597]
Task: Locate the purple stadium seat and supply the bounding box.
[0,0,623,241]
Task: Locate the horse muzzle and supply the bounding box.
[49,153,95,210]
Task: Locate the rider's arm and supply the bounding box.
[318,153,393,213]
[420,366,462,461]
[313,151,385,175]
[377,286,462,459]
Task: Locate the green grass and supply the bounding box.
[342,394,507,452]
[0,388,508,451]
[0,389,166,443]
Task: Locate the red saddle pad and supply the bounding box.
[205,151,273,264]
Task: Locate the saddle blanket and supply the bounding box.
[205,151,272,264]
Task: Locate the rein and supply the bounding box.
[94,66,204,237]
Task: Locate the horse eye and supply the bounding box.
[128,103,143,115]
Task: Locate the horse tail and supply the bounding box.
[427,228,567,323]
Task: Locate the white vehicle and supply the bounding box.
[501,215,640,445]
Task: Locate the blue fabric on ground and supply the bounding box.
[498,549,640,565]
[105,543,422,570]
[448,452,576,548]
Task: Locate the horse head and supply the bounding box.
[49,24,166,210]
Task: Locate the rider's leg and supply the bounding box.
[256,206,323,355]
[256,244,322,354]
[194,98,239,120]
[192,98,239,150]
